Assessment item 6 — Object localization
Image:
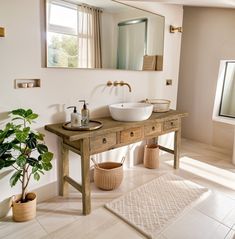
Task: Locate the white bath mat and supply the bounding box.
[105,173,209,239]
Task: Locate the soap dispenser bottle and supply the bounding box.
[79,100,89,126]
[67,106,81,127]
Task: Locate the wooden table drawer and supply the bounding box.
[144,123,162,136]
[163,119,179,131]
[90,133,117,152]
[120,127,143,144]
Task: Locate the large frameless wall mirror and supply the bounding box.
[45,0,165,71]
[219,61,235,118]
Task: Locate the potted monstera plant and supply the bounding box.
[0,109,53,222]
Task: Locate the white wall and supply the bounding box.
[0,0,183,217]
[177,7,235,152]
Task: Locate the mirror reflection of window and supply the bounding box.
[219,61,235,118]
[47,0,102,68]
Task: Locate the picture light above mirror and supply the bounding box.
[45,0,165,71]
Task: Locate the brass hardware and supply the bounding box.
[130,132,134,137]
[113,81,119,87]
[0,27,5,37]
[102,138,107,144]
[106,81,113,87]
[107,81,132,92]
[113,81,132,92]
[170,25,183,33]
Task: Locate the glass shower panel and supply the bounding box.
[219,62,235,118]
[117,20,147,71]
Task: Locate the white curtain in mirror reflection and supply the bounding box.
[219,61,235,118]
[117,19,147,71]
[78,5,102,68]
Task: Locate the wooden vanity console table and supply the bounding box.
[45,110,187,215]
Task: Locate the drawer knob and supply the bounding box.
[152,126,155,131]
[171,122,174,126]
[130,132,134,137]
[102,138,107,144]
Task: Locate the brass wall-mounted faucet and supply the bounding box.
[106,81,132,92]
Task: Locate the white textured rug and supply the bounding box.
[105,173,209,239]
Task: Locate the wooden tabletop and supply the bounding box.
[45,110,188,142]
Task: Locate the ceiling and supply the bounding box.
[72,0,235,9]
[126,0,235,8]
[71,0,127,11]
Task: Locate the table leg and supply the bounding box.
[59,141,69,196]
[174,122,181,169]
[80,138,91,215]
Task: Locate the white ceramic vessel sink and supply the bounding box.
[109,103,153,122]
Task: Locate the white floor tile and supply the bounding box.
[162,209,228,239]
[225,229,235,239]
[223,208,235,229]
[0,217,47,239]
[48,208,122,239]
[195,191,235,223]
[93,220,146,239]
[211,224,232,239]
[36,210,78,234]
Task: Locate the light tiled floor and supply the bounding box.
[1,139,235,239]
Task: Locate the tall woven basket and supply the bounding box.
[92,158,125,191]
[144,144,160,169]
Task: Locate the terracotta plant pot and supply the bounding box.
[12,192,37,222]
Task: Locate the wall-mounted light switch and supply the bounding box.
[166,79,172,86]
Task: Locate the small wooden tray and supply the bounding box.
[63,120,103,131]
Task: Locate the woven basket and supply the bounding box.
[144,144,160,169]
[146,99,171,113]
[12,192,37,222]
[93,159,124,191]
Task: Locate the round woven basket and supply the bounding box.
[12,192,37,222]
[94,162,123,190]
[146,99,171,113]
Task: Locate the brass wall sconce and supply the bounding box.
[170,25,183,33]
[0,27,5,37]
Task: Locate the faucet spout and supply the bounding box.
[120,81,132,92]
[110,81,132,92]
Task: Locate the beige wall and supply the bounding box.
[177,7,235,152]
[0,0,183,217]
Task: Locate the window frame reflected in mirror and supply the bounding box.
[219,61,235,118]
[45,0,165,71]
